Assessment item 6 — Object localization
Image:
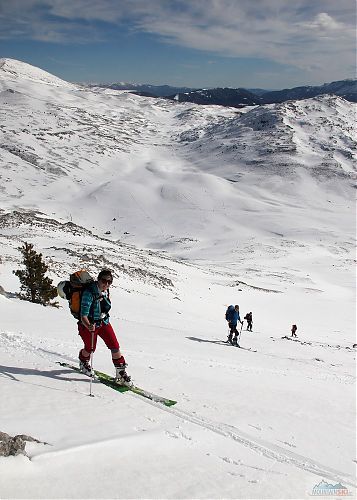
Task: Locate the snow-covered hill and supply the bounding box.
[0,60,355,499]
[167,86,264,106]
[0,210,355,499]
[262,78,357,104]
[0,58,76,88]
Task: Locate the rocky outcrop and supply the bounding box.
[0,431,49,457]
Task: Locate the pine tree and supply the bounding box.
[13,242,58,307]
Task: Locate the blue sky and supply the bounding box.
[0,0,355,88]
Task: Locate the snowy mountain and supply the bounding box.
[88,79,357,105]
[169,79,357,106]
[167,87,264,107]
[0,60,355,264]
[0,58,76,89]
[86,82,196,97]
[0,59,355,499]
[262,79,357,104]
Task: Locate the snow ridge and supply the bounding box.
[0,58,76,88]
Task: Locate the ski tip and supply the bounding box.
[164,400,177,407]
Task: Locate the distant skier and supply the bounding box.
[291,324,298,338]
[77,269,131,384]
[244,312,253,331]
[225,304,243,346]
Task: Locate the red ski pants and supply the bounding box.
[78,322,120,353]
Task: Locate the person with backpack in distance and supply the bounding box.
[291,324,298,338]
[225,304,243,346]
[58,268,131,384]
[244,312,253,331]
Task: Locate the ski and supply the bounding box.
[235,346,257,352]
[57,362,177,407]
[225,340,257,352]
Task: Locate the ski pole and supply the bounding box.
[89,326,95,397]
[238,321,243,345]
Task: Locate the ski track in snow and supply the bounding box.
[163,407,357,489]
[29,368,356,489]
[279,335,355,351]
[1,329,355,489]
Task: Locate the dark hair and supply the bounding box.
[98,269,113,281]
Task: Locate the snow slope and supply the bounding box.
[0,61,355,262]
[0,58,76,88]
[0,60,355,499]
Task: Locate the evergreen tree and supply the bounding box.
[13,242,58,307]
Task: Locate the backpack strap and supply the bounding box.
[84,282,100,323]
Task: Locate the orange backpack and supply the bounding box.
[57,270,95,319]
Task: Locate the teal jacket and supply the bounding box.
[80,283,111,325]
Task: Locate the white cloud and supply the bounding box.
[0,0,355,78]
[303,12,343,31]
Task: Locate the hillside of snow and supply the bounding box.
[0,60,355,499]
[0,58,76,88]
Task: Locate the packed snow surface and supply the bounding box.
[0,60,355,499]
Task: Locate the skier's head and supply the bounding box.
[98,269,113,290]
[234,304,239,311]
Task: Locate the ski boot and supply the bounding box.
[232,336,240,347]
[115,363,132,386]
[79,359,95,377]
[227,334,233,344]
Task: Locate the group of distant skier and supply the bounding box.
[225,304,297,347]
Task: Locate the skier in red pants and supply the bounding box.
[78,269,131,384]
